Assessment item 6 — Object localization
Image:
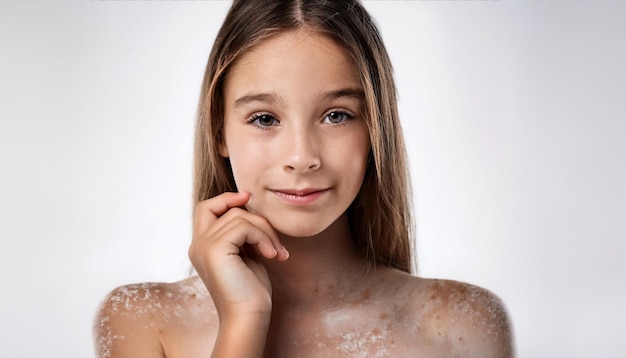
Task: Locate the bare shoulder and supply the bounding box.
[408,277,515,357]
[93,276,217,358]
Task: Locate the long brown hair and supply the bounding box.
[193,0,414,273]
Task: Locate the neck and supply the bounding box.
[261,214,370,312]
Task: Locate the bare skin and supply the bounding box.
[94,195,513,357]
[94,271,513,357]
[94,29,514,357]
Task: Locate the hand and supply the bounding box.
[189,192,289,323]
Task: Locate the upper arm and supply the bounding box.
[93,284,165,358]
[421,279,514,357]
[445,283,515,357]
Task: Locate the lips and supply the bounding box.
[270,188,330,204]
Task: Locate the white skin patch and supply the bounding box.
[94,279,215,358]
[318,307,394,358]
[107,283,162,316]
[337,328,390,358]
[94,283,161,357]
[94,314,125,358]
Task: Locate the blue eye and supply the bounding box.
[324,111,352,124]
[247,113,279,128]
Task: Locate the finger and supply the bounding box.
[211,216,280,259]
[194,192,250,236]
[241,249,272,290]
[217,208,288,260]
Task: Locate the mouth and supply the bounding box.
[269,188,330,204]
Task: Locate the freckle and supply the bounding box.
[436,315,440,320]
[459,337,463,341]
[372,328,381,335]
[391,339,396,344]
[361,289,371,300]
[438,331,442,336]
[430,294,436,300]
[379,312,388,319]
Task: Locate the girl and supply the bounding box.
[94,0,514,357]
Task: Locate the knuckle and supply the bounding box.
[195,199,212,211]
[227,207,247,217]
[220,208,246,222]
[233,215,253,227]
[258,216,273,229]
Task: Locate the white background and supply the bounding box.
[1,0,625,357]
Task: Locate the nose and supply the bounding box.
[283,124,321,173]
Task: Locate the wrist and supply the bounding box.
[212,312,271,358]
[220,308,272,332]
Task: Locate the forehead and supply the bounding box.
[224,29,361,98]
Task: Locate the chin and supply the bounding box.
[269,219,331,239]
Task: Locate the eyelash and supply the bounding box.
[323,110,354,125]
[246,113,278,131]
[245,109,354,130]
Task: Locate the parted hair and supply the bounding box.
[193,0,414,273]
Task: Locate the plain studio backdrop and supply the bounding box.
[1,0,624,357]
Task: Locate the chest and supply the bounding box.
[262,307,451,358]
[161,308,451,358]
[263,325,451,358]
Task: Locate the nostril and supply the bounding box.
[283,159,321,173]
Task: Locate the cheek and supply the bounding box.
[346,130,371,169]
[329,132,370,182]
[226,139,271,189]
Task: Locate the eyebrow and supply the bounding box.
[233,88,364,108]
[320,88,365,101]
[233,93,284,108]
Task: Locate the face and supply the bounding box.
[220,29,370,237]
